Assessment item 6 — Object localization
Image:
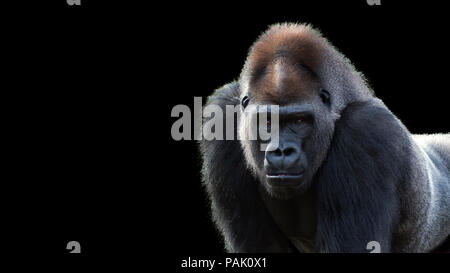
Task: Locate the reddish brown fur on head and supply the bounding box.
[242,24,329,105]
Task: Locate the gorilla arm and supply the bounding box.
[314,99,405,252]
[315,98,449,252]
[199,82,294,253]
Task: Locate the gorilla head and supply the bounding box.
[238,24,371,199]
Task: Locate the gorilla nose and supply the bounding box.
[265,145,300,170]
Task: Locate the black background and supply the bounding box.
[5,0,449,268]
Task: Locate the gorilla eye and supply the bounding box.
[295,118,304,125]
[241,96,250,108]
[320,89,331,105]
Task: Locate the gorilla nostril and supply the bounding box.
[283,147,296,156]
[274,149,282,157]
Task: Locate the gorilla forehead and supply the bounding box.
[249,57,318,105]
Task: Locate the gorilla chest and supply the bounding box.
[259,187,317,252]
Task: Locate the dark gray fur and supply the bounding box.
[199,24,450,253]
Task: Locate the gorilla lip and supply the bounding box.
[266,172,305,187]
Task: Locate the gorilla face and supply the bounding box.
[239,57,335,199]
[263,104,316,197]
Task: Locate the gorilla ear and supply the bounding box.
[241,95,250,109]
[319,89,330,105]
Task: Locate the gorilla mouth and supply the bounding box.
[267,173,304,177]
[266,172,305,187]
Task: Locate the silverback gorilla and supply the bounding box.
[199,23,450,252]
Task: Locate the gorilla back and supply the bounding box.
[199,23,450,253]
